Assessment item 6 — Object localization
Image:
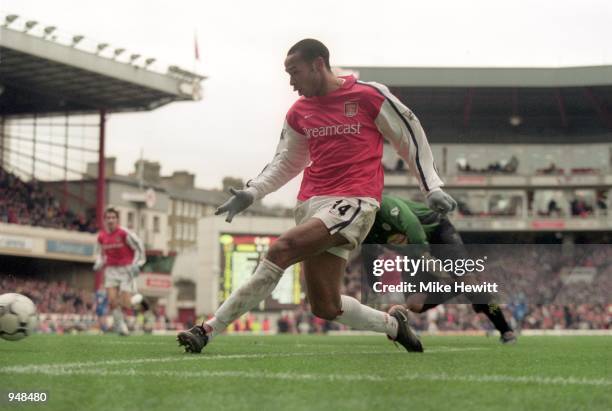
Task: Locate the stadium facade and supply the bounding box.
[346,65,612,241]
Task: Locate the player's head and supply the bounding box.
[104,207,119,231]
[285,39,331,98]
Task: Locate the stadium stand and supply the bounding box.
[341,245,611,332]
[0,276,180,333]
[0,167,96,232]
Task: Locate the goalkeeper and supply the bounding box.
[362,194,516,343]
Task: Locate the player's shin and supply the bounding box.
[112,307,128,335]
[334,295,399,339]
[205,258,284,339]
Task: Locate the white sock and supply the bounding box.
[335,295,399,339]
[205,259,284,339]
[112,307,125,331]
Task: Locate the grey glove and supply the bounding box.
[215,187,255,223]
[426,189,457,214]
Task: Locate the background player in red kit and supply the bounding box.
[94,207,146,335]
[178,39,456,353]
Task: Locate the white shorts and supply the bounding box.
[294,196,379,260]
[104,266,138,294]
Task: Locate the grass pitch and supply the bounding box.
[0,334,610,411]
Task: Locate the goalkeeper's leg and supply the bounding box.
[472,303,516,343]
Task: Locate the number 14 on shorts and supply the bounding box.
[329,200,352,217]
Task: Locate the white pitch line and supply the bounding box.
[1,366,609,387]
[103,341,170,345]
[292,344,485,351]
[0,347,484,374]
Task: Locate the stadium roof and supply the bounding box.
[0,26,206,116]
[344,65,612,140]
[347,66,612,88]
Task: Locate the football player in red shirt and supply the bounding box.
[94,207,146,335]
[178,39,456,353]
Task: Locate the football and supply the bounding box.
[0,293,38,341]
[130,293,144,306]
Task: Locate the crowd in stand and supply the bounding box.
[544,196,604,218]
[0,276,175,334]
[456,193,607,219]
[455,159,602,176]
[273,302,609,334]
[336,245,611,332]
[1,270,609,334]
[537,163,601,175]
[0,167,96,232]
[1,276,95,315]
[456,156,519,174]
[1,243,610,334]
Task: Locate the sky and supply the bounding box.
[2,0,612,206]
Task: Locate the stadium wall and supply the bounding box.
[0,254,94,291]
[0,222,96,262]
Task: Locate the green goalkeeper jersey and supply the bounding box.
[364,194,441,245]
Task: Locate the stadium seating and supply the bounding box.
[0,167,96,232]
[2,225,610,334]
[341,245,611,332]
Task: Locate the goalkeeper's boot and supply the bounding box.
[388,305,424,352]
[177,325,209,353]
[500,331,517,344]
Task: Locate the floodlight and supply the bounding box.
[96,43,109,53]
[24,20,38,32]
[72,35,84,46]
[4,15,18,26]
[43,26,56,38]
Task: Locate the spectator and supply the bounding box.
[547,199,562,217]
[0,167,95,232]
[395,159,405,171]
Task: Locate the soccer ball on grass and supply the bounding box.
[0,293,38,341]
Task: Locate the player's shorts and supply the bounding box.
[294,196,379,260]
[104,266,138,293]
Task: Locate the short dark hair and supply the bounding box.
[104,207,119,218]
[287,39,331,70]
